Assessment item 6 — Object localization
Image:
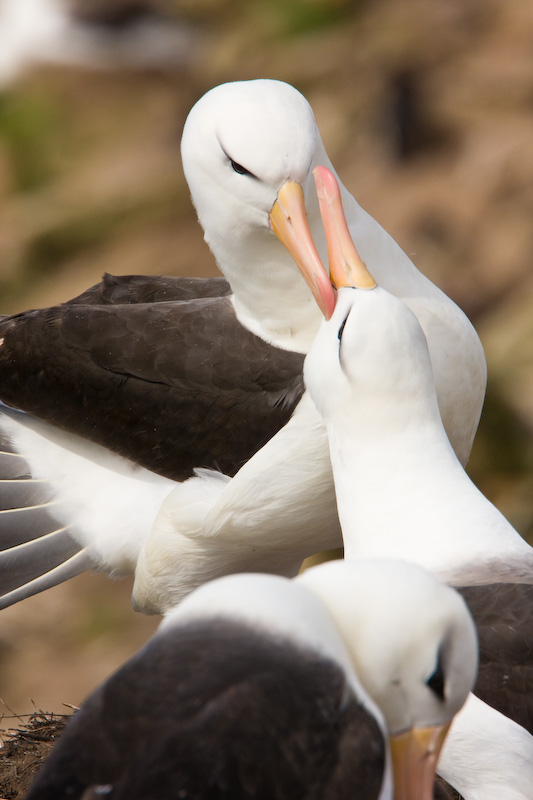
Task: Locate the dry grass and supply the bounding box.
[0,707,71,799]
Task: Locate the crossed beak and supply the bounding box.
[269,168,376,321]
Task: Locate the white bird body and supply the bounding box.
[0,79,486,614]
[304,288,533,799]
[305,286,533,583]
[133,81,486,611]
[301,169,533,800]
[132,393,337,611]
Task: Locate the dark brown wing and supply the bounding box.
[457,583,533,734]
[66,273,231,305]
[0,295,304,481]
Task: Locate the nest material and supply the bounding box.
[0,710,71,800]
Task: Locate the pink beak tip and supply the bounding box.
[322,284,337,320]
[313,165,338,200]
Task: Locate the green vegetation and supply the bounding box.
[0,89,62,192]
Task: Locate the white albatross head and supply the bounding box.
[298,558,478,800]
[181,79,337,348]
[304,165,442,436]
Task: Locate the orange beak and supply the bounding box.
[313,165,377,290]
[270,180,336,320]
[389,723,451,800]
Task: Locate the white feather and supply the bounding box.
[438,694,533,800]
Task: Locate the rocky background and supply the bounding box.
[0,0,531,756]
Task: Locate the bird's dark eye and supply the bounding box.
[426,654,445,701]
[338,316,348,342]
[230,159,252,176]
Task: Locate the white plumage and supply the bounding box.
[303,165,533,800]
[0,80,486,615]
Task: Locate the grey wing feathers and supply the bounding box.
[0,437,94,609]
[0,551,94,610]
[0,477,58,513]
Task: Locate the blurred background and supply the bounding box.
[0,0,531,718]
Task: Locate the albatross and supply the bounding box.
[24,559,478,800]
[303,166,533,799]
[0,79,485,611]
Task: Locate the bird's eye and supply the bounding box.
[426,654,446,701]
[338,316,348,342]
[230,159,252,176]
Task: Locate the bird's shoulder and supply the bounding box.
[65,273,231,305]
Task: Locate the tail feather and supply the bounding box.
[0,403,174,609]
[0,416,94,604]
[0,549,95,610]
[0,527,84,593]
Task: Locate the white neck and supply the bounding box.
[327,406,531,580]
[335,183,486,466]
[227,235,325,353]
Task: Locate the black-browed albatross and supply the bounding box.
[24,559,478,800]
[304,166,533,800]
[0,79,486,612]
